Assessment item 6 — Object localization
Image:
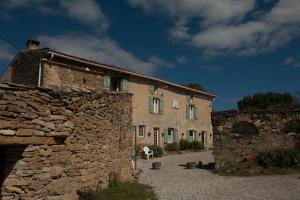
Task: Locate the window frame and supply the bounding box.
[138,125,145,137]
[189,105,195,119]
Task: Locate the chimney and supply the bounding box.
[25,39,40,50]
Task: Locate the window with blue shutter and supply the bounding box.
[149,97,154,113]
[164,128,168,144]
[121,79,128,92]
[159,98,164,114]
[173,129,179,143]
[104,76,111,90]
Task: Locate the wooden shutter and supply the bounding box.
[186,104,189,119]
[149,84,155,93]
[186,130,189,141]
[159,98,164,114]
[104,76,111,90]
[194,106,197,119]
[186,95,191,101]
[173,129,179,143]
[149,97,154,113]
[164,128,168,144]
[121,79,128,92]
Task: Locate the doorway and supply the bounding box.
[153,128,159,146]
[201,131,205,148]
[0,147,5,186]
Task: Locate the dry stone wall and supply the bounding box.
[212,109,300,171]
[0,82,132,200]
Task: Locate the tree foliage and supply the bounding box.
[238,92,297,110]
[184,83,204,91]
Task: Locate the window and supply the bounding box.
[187,95,193,103]
[104,76,128,92]
[149,97,163,114]
[153,98,160,113]
[189,105,195,119]
[149,84,158,93]
[138,125,145,137]
[188,130,195,142]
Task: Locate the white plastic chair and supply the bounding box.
[143,146,154,160]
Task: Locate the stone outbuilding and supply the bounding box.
[0,82,133,199]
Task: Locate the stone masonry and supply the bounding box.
[212,109,300,171]
[0,82,132,200]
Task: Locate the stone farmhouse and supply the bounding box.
[2,40,216,149]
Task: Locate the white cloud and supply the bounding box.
[38,34,172,75]
[285,57,300,68]
[176,56,187,64]
[0,0,109,31]
[60,0,109,32]
[128,0,300,56]
[0,41,15,61]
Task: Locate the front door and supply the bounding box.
[167,128,174,144]
[153,128,159,146]
[0,147,6,189]
[201,132,205,147]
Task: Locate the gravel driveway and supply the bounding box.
[138,151,300,200]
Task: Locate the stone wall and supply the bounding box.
[212,109,300,171]
[0,82,133,200]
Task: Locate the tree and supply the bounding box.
[238,92,297,110]
[184,83,204,91]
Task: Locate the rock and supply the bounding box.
[32,119,55,130]
[50,166,63,179]
[5,186,23,194]
[50,115,67,121]
[64,121,74,129]
[0,120,13,129]
[0,111,15,117]
[16,129,33,136]
[20,112,38,119]
[49,178,72,195]
[0,129,16,135]
[3,178,32,186]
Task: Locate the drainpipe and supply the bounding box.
[38,53,53,87]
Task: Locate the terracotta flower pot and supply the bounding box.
[152,162,161,170]
[186,162,197,169]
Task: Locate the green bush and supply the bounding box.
[78,173,157,200]
[164,142,180,152]
[257,148,300,168]
[149,145,163,157]
[191,141,204,150]
[179,139,204,150]
[232,121,258,135]
[283,120,300,134]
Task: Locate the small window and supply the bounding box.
[187,95,193,103]
[188,105,195,119]
[149,84,158,93]
[149,97,164,114]
[104,76,128,92]
[138,125,145,137]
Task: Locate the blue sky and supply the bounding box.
[0,0,299,111]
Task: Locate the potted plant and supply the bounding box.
[152,162,161,170]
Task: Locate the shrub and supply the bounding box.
[232,121,258,136]
[179,139,190,150]
[257,148,300,168]
[149,145,163,157]
[179,139,204,150]
[283,120,300,134]
[191,141,204,150]
[164,142,180,152]
[78,173,157,200]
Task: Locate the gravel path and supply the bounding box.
[138,151,300,200]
